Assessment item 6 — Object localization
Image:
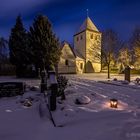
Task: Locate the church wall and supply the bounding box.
[85,30,101,72]
[74,32,86,59]
[58,43,76,74]
[92,62,101,72]
[76,60,85,74]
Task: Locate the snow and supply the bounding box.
[0,74,140,140]
[75,95,91,104]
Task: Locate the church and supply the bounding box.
[58,16,102,74]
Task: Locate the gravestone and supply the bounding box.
[47,71,57,111]
[0,82,25,97]
[38,68,41,78]
[124,66,131,82]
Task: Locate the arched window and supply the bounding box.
[80,35,83,40]
[95,35,100,40]
[77,37,79,41]
[80,63,83,69]
[65,59,69,66]
[91,34,93,39]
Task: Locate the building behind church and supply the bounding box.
[58,16,102,74]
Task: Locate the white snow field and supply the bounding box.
[0,74,140,140]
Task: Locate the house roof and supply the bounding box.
[78,17,99,33]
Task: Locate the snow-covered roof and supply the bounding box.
[78,17,99,33]
[61,41,85,60]
[61,41,76,58]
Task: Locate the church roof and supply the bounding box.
[78,17,99,33]
[61,41,85,60]
[61,41,76,58]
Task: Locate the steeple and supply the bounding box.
[78,17,99,33]
[74,12,102,73]
[86,9,89,18]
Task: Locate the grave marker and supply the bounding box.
[0,82,25,97]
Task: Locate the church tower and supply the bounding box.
[74,16,101,73]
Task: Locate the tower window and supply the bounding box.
[65,59,69,66]
[80,35,83,40]
[95,36,98,40]
[91,34,93,39]
[77,37,79,41]
[95,35,100,40]
[80,63,83,69]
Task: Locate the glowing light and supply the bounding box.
[110,99,118,108]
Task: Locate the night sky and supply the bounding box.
[0,0,140,44]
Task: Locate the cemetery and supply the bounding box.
[0,70,140,140]
[0,1,140,140]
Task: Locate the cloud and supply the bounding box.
[0,0,140,42]
[0,0,47,17]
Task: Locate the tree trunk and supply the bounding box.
[61,91,66,100]
[107,64,110,79]
[55,64,58,78]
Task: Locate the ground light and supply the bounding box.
[110,99,118,108]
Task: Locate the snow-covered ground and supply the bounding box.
[0,74,140,140]
[65,73,140,81]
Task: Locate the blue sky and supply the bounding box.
[0,0,140,44]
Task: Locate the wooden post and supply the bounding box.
[124,66,131,82]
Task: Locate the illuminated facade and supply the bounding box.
[58,16,101,74]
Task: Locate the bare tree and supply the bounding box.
[130,27,140,69]
[87,39,101,63]
[130,27,140,48]
[117,43,132,72]
[102,29,119,79]
[86,30,119,78]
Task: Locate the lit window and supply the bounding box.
[95,35,100,40]
[80,63,83,69]
[95,36,98,40]
[91,34,93,39]
[65,60,69,66]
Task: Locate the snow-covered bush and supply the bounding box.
[57,75,68,100]
[129,82,135,86]
[23,99,32,107]
[30,86,39,91]
[75,95,91,105]
[122,80,129,85]
[135,78,140,84]
[113,78,118,81]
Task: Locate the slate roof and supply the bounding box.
[61,41,85,60]
[79,17,99,32]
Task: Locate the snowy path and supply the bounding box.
[69,77,140,108]
[58,76,140,140]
